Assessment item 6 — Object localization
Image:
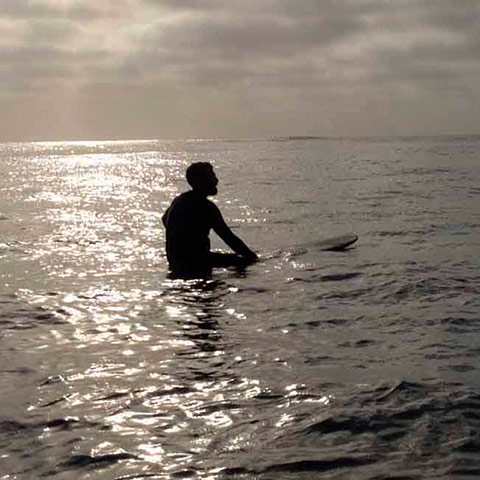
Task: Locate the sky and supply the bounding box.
[1,0,480,141]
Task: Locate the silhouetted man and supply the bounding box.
[162,162,258,278]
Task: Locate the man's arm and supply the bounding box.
[162,206,170,228]
[211,206,258,261]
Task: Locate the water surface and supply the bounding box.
[1,136,479,479]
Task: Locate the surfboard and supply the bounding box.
[261,234,358,261]
[311,234,358,251]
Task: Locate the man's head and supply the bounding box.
[186,162,218,196]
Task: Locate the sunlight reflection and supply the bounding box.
[240,378,261,399]
[166,304,188,319]
[137,443,165,462]
[285,384,333,405]
[83,363,127,378]
[225,308,246,320]
[204,411,233,428]
[275,413,295,428]
[222,432,253,453]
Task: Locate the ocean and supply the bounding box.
[1,135,479,479]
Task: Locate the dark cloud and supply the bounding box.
[114,3,368,92]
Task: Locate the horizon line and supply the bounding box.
[1,131,480,145]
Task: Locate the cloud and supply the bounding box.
[1,0,479,140]
[1,0,140,19]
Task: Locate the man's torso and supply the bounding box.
[163,191,219,271]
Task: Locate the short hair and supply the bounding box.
[186,162,214,188]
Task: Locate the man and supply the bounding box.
[162,162,258,278]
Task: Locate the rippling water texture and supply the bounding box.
[1,136,480,479]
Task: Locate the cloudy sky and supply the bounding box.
[1,0,480,141]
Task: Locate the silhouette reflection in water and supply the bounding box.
[162,278,233,382]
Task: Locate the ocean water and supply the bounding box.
[1,135,479,479]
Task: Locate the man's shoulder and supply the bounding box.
[184,191,217,206]
[170,191,218,212]
[171,190,195,206]
[175,191,192,201]
[204,196,218,207]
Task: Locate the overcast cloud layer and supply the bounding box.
[1,0,480,141]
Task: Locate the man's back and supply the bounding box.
[162,190,219,273]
